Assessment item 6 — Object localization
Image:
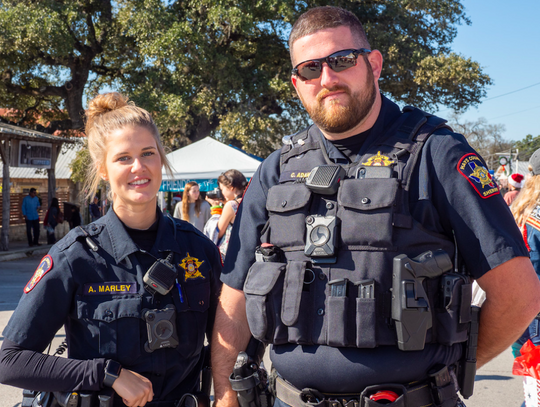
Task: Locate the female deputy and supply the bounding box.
[0,92,222,407]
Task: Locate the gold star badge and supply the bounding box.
[180,253,205,280]
[362,151,395,167]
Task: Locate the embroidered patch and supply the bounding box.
[362,151,395,166]
[180,253,205,280]
[24,255,53,293]
[279,170,312,183]
[527,206,540,232]
[457,153,499,199]
[83,282,137,295]
[527,216,540,232]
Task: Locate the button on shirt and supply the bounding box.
[21,195,40,220]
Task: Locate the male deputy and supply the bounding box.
[21,188,41,247]
[211,6,540,407]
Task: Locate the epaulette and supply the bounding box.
[55,222,105,252]
[280,126,320,167]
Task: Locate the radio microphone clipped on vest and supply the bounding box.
[305,165,346,195]
[143,252,178,295]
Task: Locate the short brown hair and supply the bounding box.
[289,6,370,63]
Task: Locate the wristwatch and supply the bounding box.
[103,360,122,387]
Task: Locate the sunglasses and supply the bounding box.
[292,48,371,81]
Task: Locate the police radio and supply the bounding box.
[143,252,177,295]
[305,165,346,195]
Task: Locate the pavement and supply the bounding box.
[0,251,529,407]
[0,240,53,262]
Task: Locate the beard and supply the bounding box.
[301,64,377,134]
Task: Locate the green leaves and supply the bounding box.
[0,0,492,157]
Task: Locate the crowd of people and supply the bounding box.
[3,5,540,407]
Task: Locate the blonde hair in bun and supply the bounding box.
[84,92,173,201]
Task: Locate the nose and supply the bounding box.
[319,62,339,88]
[131,157,144,172]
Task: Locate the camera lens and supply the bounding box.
[154,320,174,340]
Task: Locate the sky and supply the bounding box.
[441,0,540,142]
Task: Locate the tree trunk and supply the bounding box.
[47,144,61,206]
[0,140,11,251]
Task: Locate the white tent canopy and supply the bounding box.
[162,137,262,186]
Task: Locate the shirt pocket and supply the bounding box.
[175,280,210,359]
[337,178,398,248]
[266,183,312,247]
[76,296,142,364]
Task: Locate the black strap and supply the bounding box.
[392,108,452,229]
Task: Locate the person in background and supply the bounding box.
[70,205,82,229]
[173,181,211,232]
[510,153,540,357]
[89,196,102,222]
[204,188,225,244]
[509,151,540,405]
[216,170,247,259]
[504,173,524,206]
[21,188,41,247]
[45,198,60,244]
[0,92,222,407]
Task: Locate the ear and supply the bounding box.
[367,50,384,81]
[291,75,299,92]
[98,165,108,181]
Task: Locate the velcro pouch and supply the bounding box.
[281,261,307,326]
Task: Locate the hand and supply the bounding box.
[112,368,154,406]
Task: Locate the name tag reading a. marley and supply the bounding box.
[84,282,138,295]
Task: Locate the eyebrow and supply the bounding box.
[112,146,157,159]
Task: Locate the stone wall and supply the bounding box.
[5,221,70,242]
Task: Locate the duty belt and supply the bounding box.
[274,367,460,407]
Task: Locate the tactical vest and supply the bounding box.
[243,108,472,350]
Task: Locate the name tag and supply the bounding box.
[84,282,137,295]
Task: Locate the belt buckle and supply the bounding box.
[359,384,406,407]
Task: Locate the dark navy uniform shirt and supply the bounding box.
[1,208,222,401]
[221,95,528,392]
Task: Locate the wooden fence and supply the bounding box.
[0,192,70,225]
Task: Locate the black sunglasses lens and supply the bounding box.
[329,51,357,72]
[296,50,358,81]
[298,61,323,81]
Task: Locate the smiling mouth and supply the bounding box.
[129,179,150,186]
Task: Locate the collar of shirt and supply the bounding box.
[103,208,182,264]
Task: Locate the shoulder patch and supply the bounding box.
[457,153,500,199]
[24,255,53,293]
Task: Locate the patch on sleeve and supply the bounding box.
[24,255,53,293]
[457,153,500,199]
